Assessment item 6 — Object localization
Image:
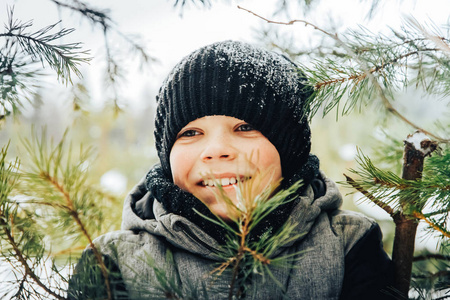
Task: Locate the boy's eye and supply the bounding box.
[178,129,199,138]
[236,124,255,132]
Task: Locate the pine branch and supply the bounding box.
[344,174,395,216]
[0,41,42,116]
[1,7,90,85]
[343,134,445,297]
[238,6,449,142]
[0,218,65,300]
[412,211,450,239]
[313,48,440,90]
[99,29,154,113]
[370,172,450,192]
[423,209,450,218]
[50,0,112,29]
[407,17,450,56]
[17,129,114,299]
[115,30,157,69]
[49,0,119,108]
[39,170,114,297]
[0,144,66,299]
[48,1,154,112]
[345,145,449,213]
[199,168,305,298]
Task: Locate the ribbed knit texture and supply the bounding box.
[154,40,313,180]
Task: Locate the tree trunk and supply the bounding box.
[392,214,418,298]
[391,132,438,298]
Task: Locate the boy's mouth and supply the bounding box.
[199,176,251,188]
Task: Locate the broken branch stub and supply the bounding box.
[402,131,438,181]
[392,130,438,297]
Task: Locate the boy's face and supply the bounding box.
[170,115,282,221]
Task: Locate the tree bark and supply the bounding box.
[392,214,418,298]
[391,132,438,298]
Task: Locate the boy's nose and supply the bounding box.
[201,137,237,162]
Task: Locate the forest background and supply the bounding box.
[0,0,449,299]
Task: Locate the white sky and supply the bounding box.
[3,0,450,111]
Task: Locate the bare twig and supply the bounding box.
[238,5,335,37]
[413,254,450,262]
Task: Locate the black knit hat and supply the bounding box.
[154,40,313,180]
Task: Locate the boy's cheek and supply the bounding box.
[173,178,189,193]
[170,152,192,191]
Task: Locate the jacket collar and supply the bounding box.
[121,171,342,260]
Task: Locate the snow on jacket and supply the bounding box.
[69,172,394,299]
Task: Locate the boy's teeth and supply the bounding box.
[203,177,239,187]
[221,178,230,186]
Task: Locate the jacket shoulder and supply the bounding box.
[89,229,168,261]
[329,209,377,255]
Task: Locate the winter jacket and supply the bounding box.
[68,172,394,300]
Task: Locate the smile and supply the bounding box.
[200,176,250,187]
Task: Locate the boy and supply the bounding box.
[69,40,394,299]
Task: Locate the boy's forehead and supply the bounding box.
[182,115,247,126]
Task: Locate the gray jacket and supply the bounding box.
[70,173,393,299]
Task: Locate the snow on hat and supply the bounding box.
[154,40,313,180]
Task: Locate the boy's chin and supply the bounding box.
[208,204,239,222]
[194,192,240,221]
[195,187,237,204]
